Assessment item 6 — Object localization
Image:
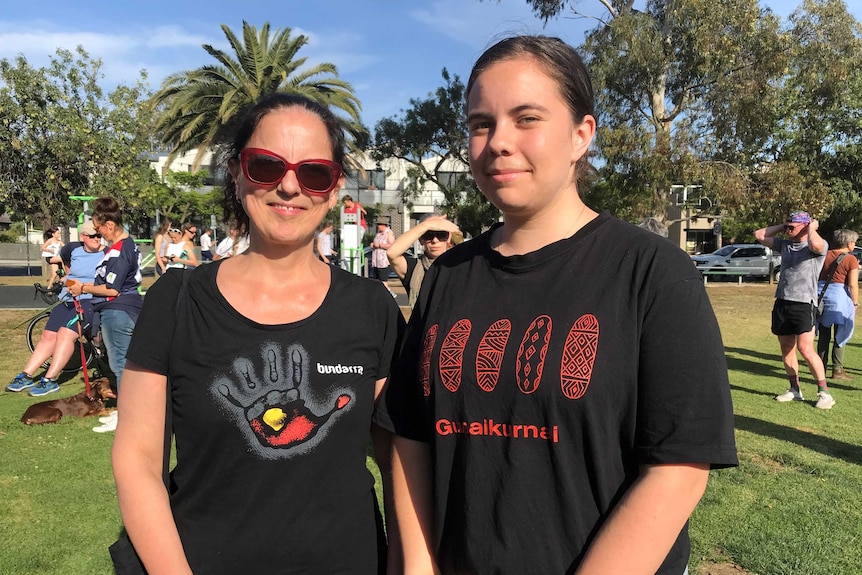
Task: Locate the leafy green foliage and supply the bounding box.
[0,47,154,229]
[370,70,500,237]
[152,21,366,170]
[517,0,862,234]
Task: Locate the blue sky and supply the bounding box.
[1,0,856,129]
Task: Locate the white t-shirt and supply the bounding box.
[200,233,212,252]
[215,235,250,259]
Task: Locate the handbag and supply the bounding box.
[816,253,847,316]
[108,270,189,574]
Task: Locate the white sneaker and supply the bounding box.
[98,411,117,424]
[775,389,804,402]
[815,391,836,410]
[93,410,118,433]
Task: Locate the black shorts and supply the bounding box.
[45,300,94,333]
[772,299,816,335]
[372,266,391,281]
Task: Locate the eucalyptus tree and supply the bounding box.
[371,69,500,237]
[152,21,365,170]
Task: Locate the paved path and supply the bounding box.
[0,285,47,309]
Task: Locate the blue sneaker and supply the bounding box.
[6,373,35,392]
[28,377,60,397]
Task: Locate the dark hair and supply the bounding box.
[92,197,124,227]
[42,227,59,241]
[342,195,354,203]
[156,218,173,235]
[220,93,347,233]
[466,35,595,181]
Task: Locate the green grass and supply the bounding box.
[1,285,861,574]
[691,284,862,575]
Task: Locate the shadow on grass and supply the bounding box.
[724,345,787,362]
[724,354,783,378]
[730,384,776,398]
[735,414,862,466]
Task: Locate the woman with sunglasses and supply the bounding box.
[66,196,144,433]
[386,214,463,307]
[163,223,199,270]
[113,93,404,574]
[379,36,737,574]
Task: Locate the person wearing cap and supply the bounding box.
[370,219,396,297]
[386,215,463,307]
[5,221,105,396]
[755,211,833,409]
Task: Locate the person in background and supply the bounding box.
[638,216,669,238]
[755,211,831,408]
[342,194,367,234]
[41,227,64,286]
[66,196,143,433]
[370,219,396,298]
[379,35,737,575]
[213,221,250,261]
[112,93,403,574]
[200,228,214,262]
[816,228,859,382]
[386,214,463,307]
[316,222,337,264]
[153,218,173,277]
[6,222,105,396]
[163,223,199,270]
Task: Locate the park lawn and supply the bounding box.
[1,284,861,574]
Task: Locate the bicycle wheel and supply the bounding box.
[26,312,94,374]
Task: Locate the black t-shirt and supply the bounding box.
[127,262,404,574]
[377,213,738,575]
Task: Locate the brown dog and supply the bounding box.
[21,378,116,425]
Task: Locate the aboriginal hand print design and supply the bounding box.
[428,314,599,399]
[213,343,351,459]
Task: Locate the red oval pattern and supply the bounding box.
[516,315,552,394]
[560,314,599,400]
[476,319,511,392]
[439,319,472,392]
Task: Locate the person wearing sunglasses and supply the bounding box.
[66,197,144,433]
[386,214,463,307]
[6,221,105,396]
[162,222,199,270]
[755,210,832,408]
[113,93,404,574]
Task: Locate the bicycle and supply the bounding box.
[32,266,67,305]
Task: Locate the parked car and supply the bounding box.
[691,244,781,281]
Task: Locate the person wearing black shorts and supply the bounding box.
[756,211,833,409]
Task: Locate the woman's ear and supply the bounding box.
[570,114,596,164]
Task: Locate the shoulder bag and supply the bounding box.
[816,253,847,316]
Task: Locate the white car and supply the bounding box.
[691,244,781,281]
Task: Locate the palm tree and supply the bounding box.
[152,21,366,170]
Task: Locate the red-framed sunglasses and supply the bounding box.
[238,148,342,195]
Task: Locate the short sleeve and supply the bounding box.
[636,272,738,469]
[125,271,184,375]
